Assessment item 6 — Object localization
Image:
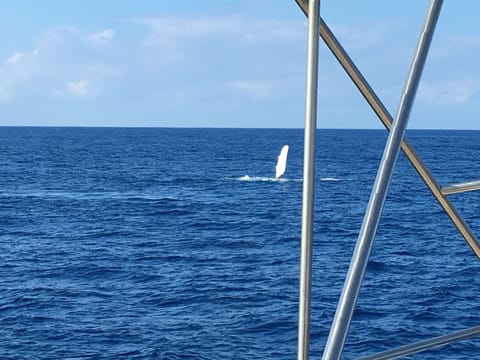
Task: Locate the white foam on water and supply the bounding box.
[235,175,301,182]
[320,177,348,181]
[230,176,349,183]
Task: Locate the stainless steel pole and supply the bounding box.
[359,326,480,360]
[295,0,480,260]
[322,1,444,359]
[297,0,321,359]
[442,180,480,195]
[314,17,480,258]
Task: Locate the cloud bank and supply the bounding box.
[0,11,479,128]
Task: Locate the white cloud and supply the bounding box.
[6,52,24,66]
[418,78,476,105]
[0,48,40,101]
[37,26,78,51]
[0,24,123,103]
[140,16,234,39]
[331,20,401,51]
[229,80,275,100]
[67,79,91,97]
[432,34,480,59]
[5,49,38,66]
[89,29,115,45]
[134,15,304,47]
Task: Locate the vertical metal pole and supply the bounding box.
[298,0,321,359]
[322,1,443,359]
[314,17,480,259]
[294,1,480,260]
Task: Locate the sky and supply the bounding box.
[0,0,479,129]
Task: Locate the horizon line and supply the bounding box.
[0,125,479,131]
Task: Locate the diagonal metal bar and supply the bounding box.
[358,325,480,360]
[321,1,444,358]
[294,0,480,259]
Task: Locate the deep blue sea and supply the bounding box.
[1,127,479,359]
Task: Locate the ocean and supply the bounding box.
[0,127,479,359]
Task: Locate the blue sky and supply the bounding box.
[0,1,479,129]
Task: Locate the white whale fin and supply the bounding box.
[275,145,289,179]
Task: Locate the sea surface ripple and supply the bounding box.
[0,127,479,359]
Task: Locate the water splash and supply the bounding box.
[236,175,301,182]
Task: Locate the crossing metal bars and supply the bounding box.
[322,2,444,358]
[294,0,480,358]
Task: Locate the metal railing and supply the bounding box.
[359,326,480,360]
[294,0,480,359]
[442,180,480,195]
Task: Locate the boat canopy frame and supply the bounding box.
[295,0,480,359]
